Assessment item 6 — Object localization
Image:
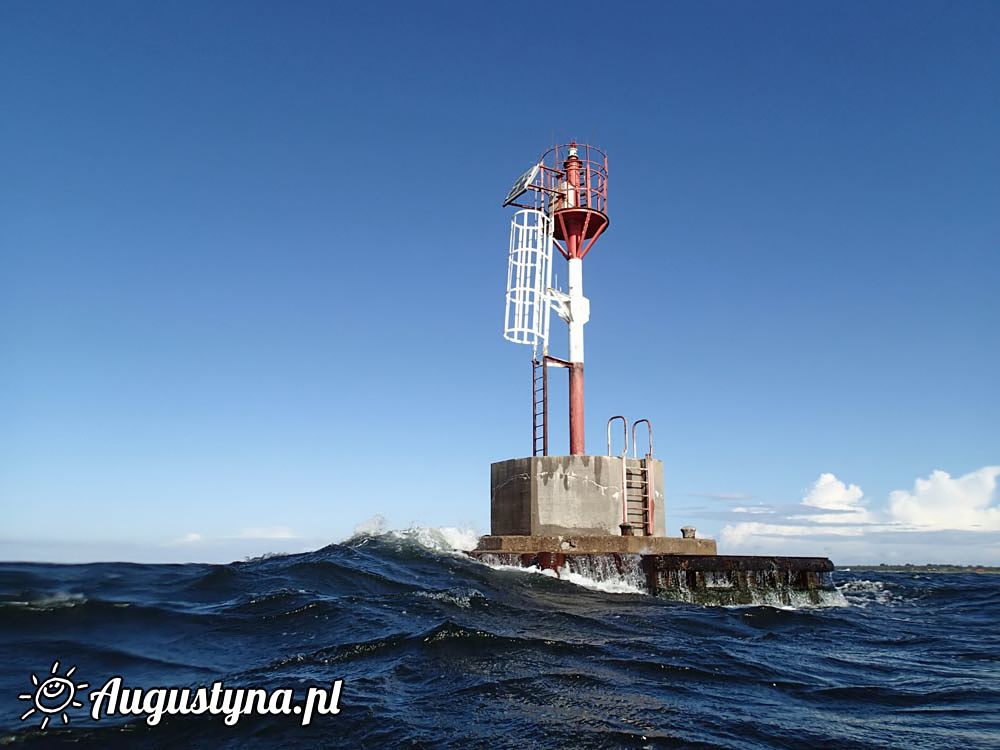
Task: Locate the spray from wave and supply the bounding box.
[346,516,480,554]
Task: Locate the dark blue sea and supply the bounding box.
[2,529,998,749]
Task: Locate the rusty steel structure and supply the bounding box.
[503,143,610,257]
[503,143,609,456]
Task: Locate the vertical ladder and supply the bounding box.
[624,459,652,536]
[532,357,548,456]
[630,420,655,536]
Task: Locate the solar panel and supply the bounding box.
[502,163,541,207]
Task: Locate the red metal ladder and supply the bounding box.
[631,419,655,536]
[623,462,651,535]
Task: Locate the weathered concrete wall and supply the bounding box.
[491,455,667,537]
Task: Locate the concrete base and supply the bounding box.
[467,550,836,605]
[491,455,666,537]
[475,534,717,555]
[480,457,836,604]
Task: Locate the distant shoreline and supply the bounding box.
[841,564,999,574]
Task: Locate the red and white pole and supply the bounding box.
[567,257,587,455]
[564,147,588,455]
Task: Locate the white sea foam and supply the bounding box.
[836,579,897,607]
[723,588,850,609]
[390,526,480,554]
[480,561,646,595]
[345,517,480,556]
[413,588,483,608]
[556,565,646,595]
[351,514,390,537]
[481,558,852,607]
[2,592,88,610]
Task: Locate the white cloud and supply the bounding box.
[801,473,863,510]
[238,526,298,540]
[732,506,774,515]
[719,465,1000,563]
[888,466,1000,531]
[175,532,203,544]
[795,472,873,523]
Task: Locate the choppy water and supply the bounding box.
[1,529,998,748]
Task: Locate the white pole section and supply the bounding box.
[567,257,589,363]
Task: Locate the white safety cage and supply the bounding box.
[503,209,553,348]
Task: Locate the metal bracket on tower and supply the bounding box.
[547,287,571,322]
[546,287,590,325]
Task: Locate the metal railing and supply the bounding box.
[607,416,628,530]
[631,419,653,458]
[606,415,628,458]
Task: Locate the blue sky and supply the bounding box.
[2,1,998,564]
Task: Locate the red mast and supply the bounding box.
[549,143,609,454]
